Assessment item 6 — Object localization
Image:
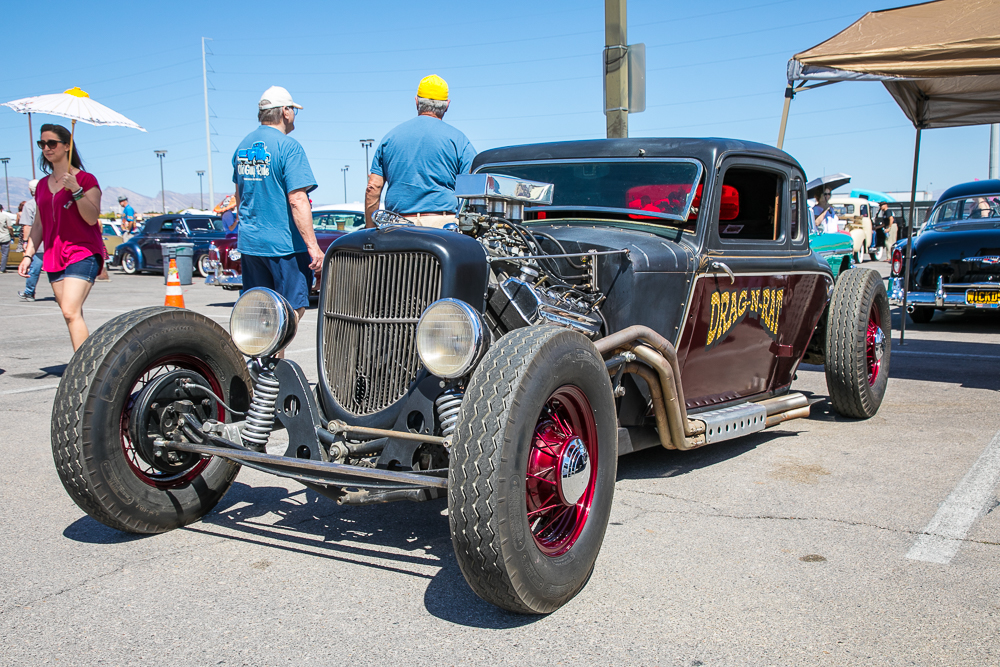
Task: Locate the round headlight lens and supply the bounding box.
[230,288,296,357]
[416,299,486,379]
[228,248,242,261]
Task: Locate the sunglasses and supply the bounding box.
[285,106,299,116]
[37,139,64,149]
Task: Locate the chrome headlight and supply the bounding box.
[416,299,487,379]
[230,288,297,357]
[228,248,242,261]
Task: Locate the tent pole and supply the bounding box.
[776,84,794,149]
[900,127,922,346]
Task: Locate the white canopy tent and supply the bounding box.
[777,0,1000,342]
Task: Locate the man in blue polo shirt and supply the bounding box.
[233,85,322,337]
[365,75,477,228]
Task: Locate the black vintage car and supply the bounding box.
[50,138,890,615]
[111,213,231,278]
[889,179,1000,322]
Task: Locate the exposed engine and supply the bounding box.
[455,174,611,339]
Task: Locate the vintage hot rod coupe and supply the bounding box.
[51,138,890,615]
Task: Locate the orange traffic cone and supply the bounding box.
[164,258,185,308]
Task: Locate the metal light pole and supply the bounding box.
[155,150,168,213]
[196,170,205,209]
[0,158,9,210]
[342,165,349,202]
[360,139,374,175]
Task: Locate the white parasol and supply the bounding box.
[2,87,145,177]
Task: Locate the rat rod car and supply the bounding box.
[889,179,1000,323]
[51,138,890,615]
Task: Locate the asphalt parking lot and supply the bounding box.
[1,264,998,666]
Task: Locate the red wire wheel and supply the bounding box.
[866,303,886,386]
[119,354,224,489]
[525,385,598,557]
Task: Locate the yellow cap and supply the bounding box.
[417,75,449,101]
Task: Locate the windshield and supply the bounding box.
[927,195,1000,226]
[477,159,703,226]
[313,211,365,232]
[186,217,223,232]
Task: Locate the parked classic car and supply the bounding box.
[829,194,886,261]
[111,214,230,277]
[102,221,124,258]
[889,179,1000,323]
[206,204,365,291]
[809,227,854,279]
[51,138,890,616]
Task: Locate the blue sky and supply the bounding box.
[0,0,993,208]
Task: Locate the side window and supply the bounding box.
[718,167,784,242]
[860,204,869,218]
[160,220,176,232]
[790,178,804,241]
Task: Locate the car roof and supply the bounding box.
[471,137,800,172]
[147,214,222,222]
[937,179,1000,202]
[313,203,364,213]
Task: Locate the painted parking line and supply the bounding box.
[892,350,1000,361]
[906,428,1000,564]
[1,384,60,396]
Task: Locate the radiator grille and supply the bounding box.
[323,250,442,415]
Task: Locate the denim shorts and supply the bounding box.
[48,254,101,284]
[240,252,314,310]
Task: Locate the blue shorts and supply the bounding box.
[241,253,314,310]
[48,254,101,284]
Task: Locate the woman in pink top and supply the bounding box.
[18,124,104,351]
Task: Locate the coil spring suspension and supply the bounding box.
[242,367,280,449]
[435,390,463,437]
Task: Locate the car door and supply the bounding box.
[147,218,180,269]
[675,158,830,410]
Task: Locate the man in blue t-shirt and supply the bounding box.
[118,196,136,238]
[233,86,321,336]
[365,75,476,229]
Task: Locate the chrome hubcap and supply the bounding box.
[872,327,885,362]
[558,436,591,506]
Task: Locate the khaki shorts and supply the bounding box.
[403,212,456,228]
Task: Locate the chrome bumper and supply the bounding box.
[205,269,242,287]
[888,276,1000,309]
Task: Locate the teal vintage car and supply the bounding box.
[810,228,855,279]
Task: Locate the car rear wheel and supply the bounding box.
[121,250,138,274]
[195,253,212,278]
[824,268,890,419]
[908,306,934,324]
[448,325,617,614]
[51,307,251,533]
[871,246,886,262]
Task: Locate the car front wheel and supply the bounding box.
[51,307,251,533]
[824,268,891,419]
[448,325,617,614]
[120,250,138,274]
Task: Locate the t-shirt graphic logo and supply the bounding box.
[237,141,271,177]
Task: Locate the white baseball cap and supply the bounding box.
[259,86,303,110]
[28,179,39,195]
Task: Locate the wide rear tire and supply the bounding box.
[448,325,617,614]
[52,307,252,533]
[824,268,891,419]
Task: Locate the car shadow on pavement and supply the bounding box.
[9,364,66,380]
[616,429,796,482]
[63,516,150,544]
[423,555,541,629]
[206,302,237,308]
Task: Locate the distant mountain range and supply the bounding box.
[0,176,222,215]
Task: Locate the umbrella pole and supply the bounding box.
[900,127,922,346]
[28,113,35,179]
[67,119,76,169]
